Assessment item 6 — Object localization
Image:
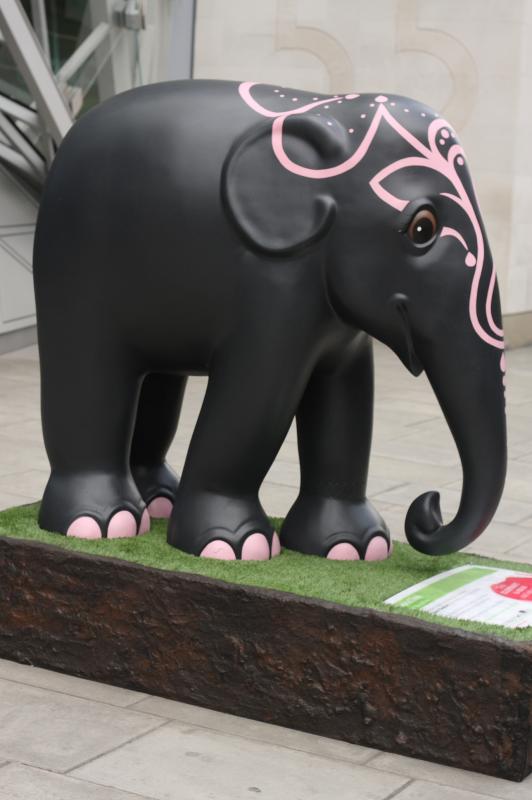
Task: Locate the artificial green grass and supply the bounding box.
[1,502,532,642]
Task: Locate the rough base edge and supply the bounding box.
[0,535,531,781]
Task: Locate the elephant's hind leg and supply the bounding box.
[281,335,392,561]
[130,373,187,519]
[38,338,148,539]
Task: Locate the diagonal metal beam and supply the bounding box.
[0,0,72,144]
[30,0,50,64]
[0,111,45,181]
[0,91,40,127]
[56,21,110,84]
[0,141,39,184]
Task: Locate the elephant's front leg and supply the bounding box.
[281,335,391,561]
[167,330,312,561]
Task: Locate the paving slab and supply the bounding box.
[0,469,48,498]
[392,779,504,799]
[366,454,460,487]
[369,752,532,799]
[131,695,375,765]
[373,483,532,528]
[461,520,532,556]
[0,659,148,708]
[446,461,532,504]
[0,433,48,475]
[258,479,298,516]
[71,720,409,800]
[0,490,35,510]
[0,680,164,772]
[372,433,460,468]
[0,762,155,800]
[505,536,532,561]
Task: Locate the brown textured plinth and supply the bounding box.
[1,536,531,781]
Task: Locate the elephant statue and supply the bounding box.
[33,79,507,561]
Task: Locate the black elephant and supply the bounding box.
[33,79,507,561]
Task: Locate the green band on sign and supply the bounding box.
[391,567,498,609]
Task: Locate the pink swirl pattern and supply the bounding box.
[238,82,505,375]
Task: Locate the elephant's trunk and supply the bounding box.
[405,332,507,556]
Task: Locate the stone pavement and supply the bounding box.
[0,341,531,799]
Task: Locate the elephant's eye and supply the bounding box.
[407,209,437,245]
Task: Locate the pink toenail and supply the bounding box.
[241,532,270,561]
[66,516,102,539]
[107,510,137,539]
[271,532,281,557]
[147,497,173,518]
[327,542,360,560]
[139,508,150,535]
[365,536,390,561]
[200,539,236,560]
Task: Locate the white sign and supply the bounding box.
[385,565,532,629]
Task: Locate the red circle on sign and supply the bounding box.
[491,577,532,602]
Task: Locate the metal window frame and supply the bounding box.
[29,0,50,64]
[0,0,197,165]
[167,0,196,80]
[0,0,72,145]
[56,21,111,84]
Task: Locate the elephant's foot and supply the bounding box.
[167,490,280,560]
[131,461,178,519]
[39,471,149,539]
[281,495,391,561]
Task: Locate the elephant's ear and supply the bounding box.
[222,115,345,256]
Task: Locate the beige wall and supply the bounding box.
[194,0,532,327]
